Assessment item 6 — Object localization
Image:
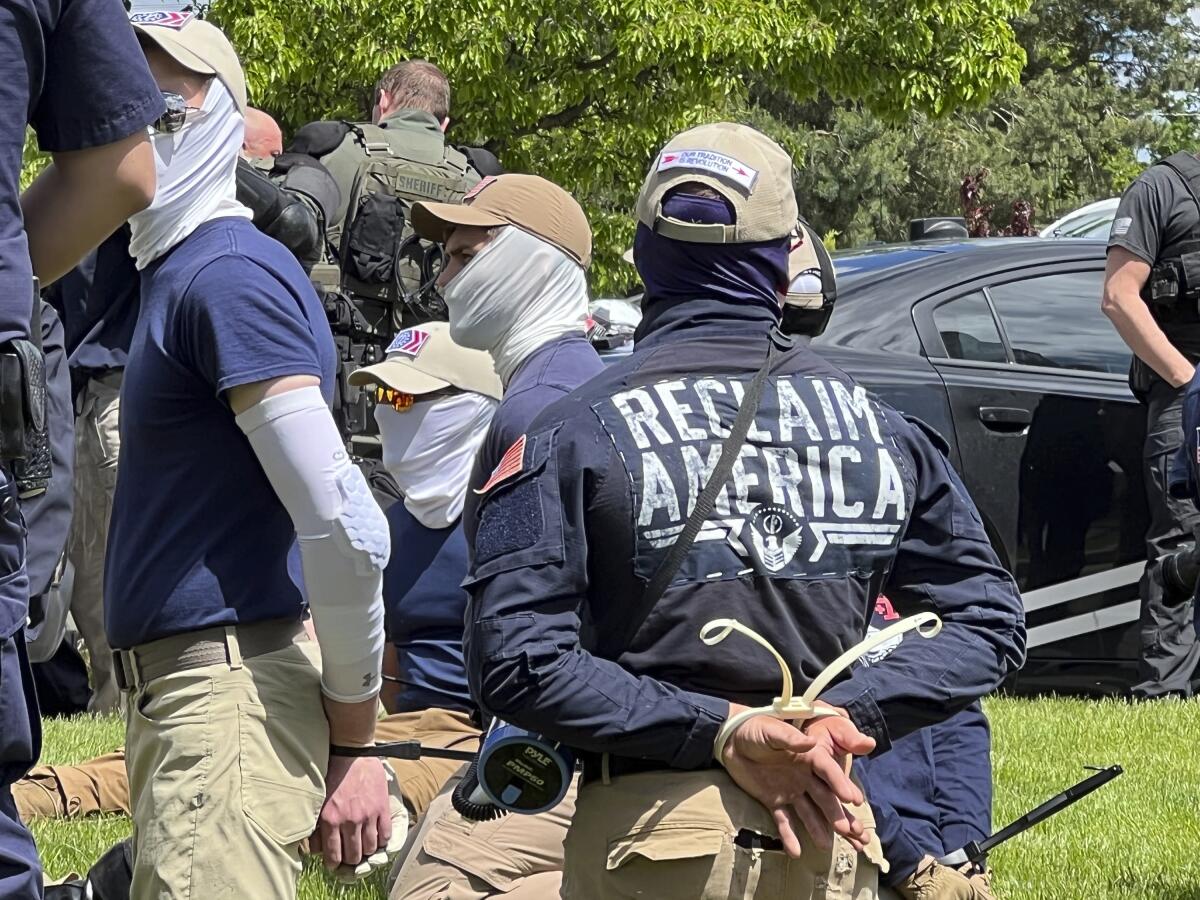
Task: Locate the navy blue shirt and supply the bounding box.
[465,334,603,537]
[1,0,162,345]
[44,226,139,381]
[383,504,473,713]
[105,218,336,649]
[854,596,992,884]
[463,304,1025,768]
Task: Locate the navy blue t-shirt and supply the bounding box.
[383,503,473,713]
[1,0,162,344]
[105,218,336,649]
[44,226,139,380]
[465,335,603,533]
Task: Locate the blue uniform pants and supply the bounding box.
[857,703,991,886]
[0,465,44,899]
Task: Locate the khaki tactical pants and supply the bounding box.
[67,372,123,713]
[388,772,577,899]
[13,750,129,821]
[562,769,883,900]
[124,631,328,900]
[375,708,481,819]
[13,708,478,825]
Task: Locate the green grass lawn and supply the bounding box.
[31,696,1200,899]
[33,716,386,899]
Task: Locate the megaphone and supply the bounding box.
[451,722,575,821]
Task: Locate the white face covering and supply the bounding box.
[128,79,253,269]
[375,391,498,529]
[442,227,590,384]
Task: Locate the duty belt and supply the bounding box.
[113,618,306,691]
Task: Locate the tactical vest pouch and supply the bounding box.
[1181,250,1200,307]
[1147,262,1181,307]
[1129,355,1155,398]
[338,123,477,310]
[345,191,406,285]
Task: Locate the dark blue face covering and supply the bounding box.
[633,193,791,316]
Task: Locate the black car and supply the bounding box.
[815,238,1146,694]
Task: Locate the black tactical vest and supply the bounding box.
[1141,152,1200,356]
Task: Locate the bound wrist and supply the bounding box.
[715,702,751,764]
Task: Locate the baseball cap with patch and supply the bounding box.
[636,122,798,244]
[131,12,247,115]
[348,321,502,400]
[411,174,592,268]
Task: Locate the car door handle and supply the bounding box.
[978,406,1032,431]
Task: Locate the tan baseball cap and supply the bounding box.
[636,122,798,244]
[131,12,247,115]
[411,174,593,268]
[348,322,502,400]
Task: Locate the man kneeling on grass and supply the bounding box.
[100,16,391,898]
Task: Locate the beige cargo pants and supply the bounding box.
[14,708,479,825]
[387,773,577,898]
[124,631,328,899]
[562,768,884,900]
[68,372,123,713]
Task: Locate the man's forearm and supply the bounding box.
[1103,288,1194,386]
[21,134,156,286]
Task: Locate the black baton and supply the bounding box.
[938,764,1123,866]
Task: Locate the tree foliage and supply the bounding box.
[755,0,1200,247]
[208,0,1029,292]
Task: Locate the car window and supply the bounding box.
[931,292,1008,363]
[988,271,1130,374]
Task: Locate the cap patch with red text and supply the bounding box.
[129,10,194,28]
[386,328,431,358]
[657,149,760,192]
[476,434,526,494]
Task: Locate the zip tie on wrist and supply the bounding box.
[704,612,942,763]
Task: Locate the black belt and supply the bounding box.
[579,752,718,786]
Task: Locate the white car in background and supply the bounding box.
[1041,198,1120,239]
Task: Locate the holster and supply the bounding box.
[0,338,51,498]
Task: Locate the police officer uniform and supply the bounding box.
[41,227,138,712]
[286,95,482,451]
[1109,154,1200,697]
[1,0,161,892]
[461,124,1026,899]
[23,299,81,720]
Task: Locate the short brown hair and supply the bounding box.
[376,60,450,121]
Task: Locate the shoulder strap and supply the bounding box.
[346,122,394,156]
[800,219,837,304]
[603,330,794,653]
[1158,152,1200,216]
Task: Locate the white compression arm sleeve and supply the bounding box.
[236,386,389,703]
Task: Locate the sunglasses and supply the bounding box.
[374,385,458,412]
[151,91,204,134]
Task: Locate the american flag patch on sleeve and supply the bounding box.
[476,435,526,494]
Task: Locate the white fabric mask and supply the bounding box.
[442,227,589,384]
[375,391,498,529]
[128,79,253,269]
